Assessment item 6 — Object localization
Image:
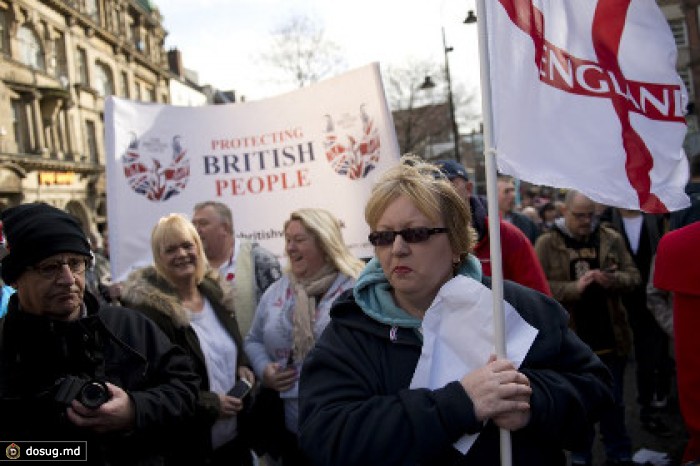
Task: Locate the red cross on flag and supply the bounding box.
[485,0,691,213]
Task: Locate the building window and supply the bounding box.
[144,33,151,55]
[76,47,88,85]
[678,68,694,101]
[57,108,69,154]
[95,62,114,97]
[110,7,121,35]
[85,120,99,163]
[0,10,8,55]
[85,0,100,24]
[53,32,68,81]
[668,18,688,48]
[146,86,156,102]
[120,71,129,98]
[18,25,45,70]
[12,99,32,154]
[130,15,141,50]
[125,14,133,43]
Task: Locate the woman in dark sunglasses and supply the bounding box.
[298,155,613,466]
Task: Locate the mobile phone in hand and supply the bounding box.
[227,379,252,399]
[277,353,294,370]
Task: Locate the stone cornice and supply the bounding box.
[0,153,104,175]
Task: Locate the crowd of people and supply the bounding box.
[0,152,697,466]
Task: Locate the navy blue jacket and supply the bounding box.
[299,278,612,466]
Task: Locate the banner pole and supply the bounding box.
[474,0,512,464]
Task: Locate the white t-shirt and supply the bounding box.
[219,240,241,283]
[189,298,238,450]
[622,215,644,254]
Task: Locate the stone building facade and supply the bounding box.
[658,0,700,154]
[0,0,169,240]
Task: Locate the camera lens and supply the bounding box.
[79,381,110,409]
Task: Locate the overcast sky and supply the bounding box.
[157,0,482,104]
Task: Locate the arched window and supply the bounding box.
[95,62,114,97]
[17,25,45,70]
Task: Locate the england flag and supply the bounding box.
[485,0,691,213]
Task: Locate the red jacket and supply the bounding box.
[474,217,552,296]
[654,221,700,463]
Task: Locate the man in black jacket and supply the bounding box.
[601,207,673,437]
[0,203,199,465]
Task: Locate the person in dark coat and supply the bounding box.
[436,159,551,296]
[0,203,199,465]
[497,174,541,244]
[601,207,673,437]
[298,156,613,466]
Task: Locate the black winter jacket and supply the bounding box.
[120,266,252,464]
[299,277,613,466]
[0,291,199,465]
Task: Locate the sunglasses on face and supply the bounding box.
[368,227,448,247]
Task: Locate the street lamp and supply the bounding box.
[464,10,477,24]
[419,31,460,162]
[442,26,461,162]
[421,6,474,162]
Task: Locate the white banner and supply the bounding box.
[485,0,690,213]
[105,63,399,281]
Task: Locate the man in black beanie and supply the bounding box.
[0,203,199,465]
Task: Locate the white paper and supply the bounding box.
[632,448,670,466]
[409,275,539,455]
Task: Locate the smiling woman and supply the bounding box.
[120,214,256,466]
[243,208,365,465]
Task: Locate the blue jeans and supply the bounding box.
[571,353,632,464]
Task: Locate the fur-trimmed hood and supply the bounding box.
[120,266,235,328]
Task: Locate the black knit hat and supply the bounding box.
[0,203,92,283]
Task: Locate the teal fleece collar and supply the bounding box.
[353,255,483,328]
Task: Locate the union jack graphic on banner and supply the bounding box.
[122,134,190,201]
[325,104,381,180]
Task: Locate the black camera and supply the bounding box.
[54,376,111,409]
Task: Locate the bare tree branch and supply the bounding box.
[261,15,346,88]
[383,60,479,159]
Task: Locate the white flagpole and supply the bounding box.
[474,0,512,464]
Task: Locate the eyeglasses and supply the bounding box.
[570,212,595,220]
[27,257,89,279]
[368,227,448,246]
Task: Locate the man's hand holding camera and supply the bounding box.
[66,383,136,434]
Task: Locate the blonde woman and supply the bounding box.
[244,208,364,465]
[298,156,613,466]
[121,214,254,466]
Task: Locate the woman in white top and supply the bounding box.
[121,214,255,466]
